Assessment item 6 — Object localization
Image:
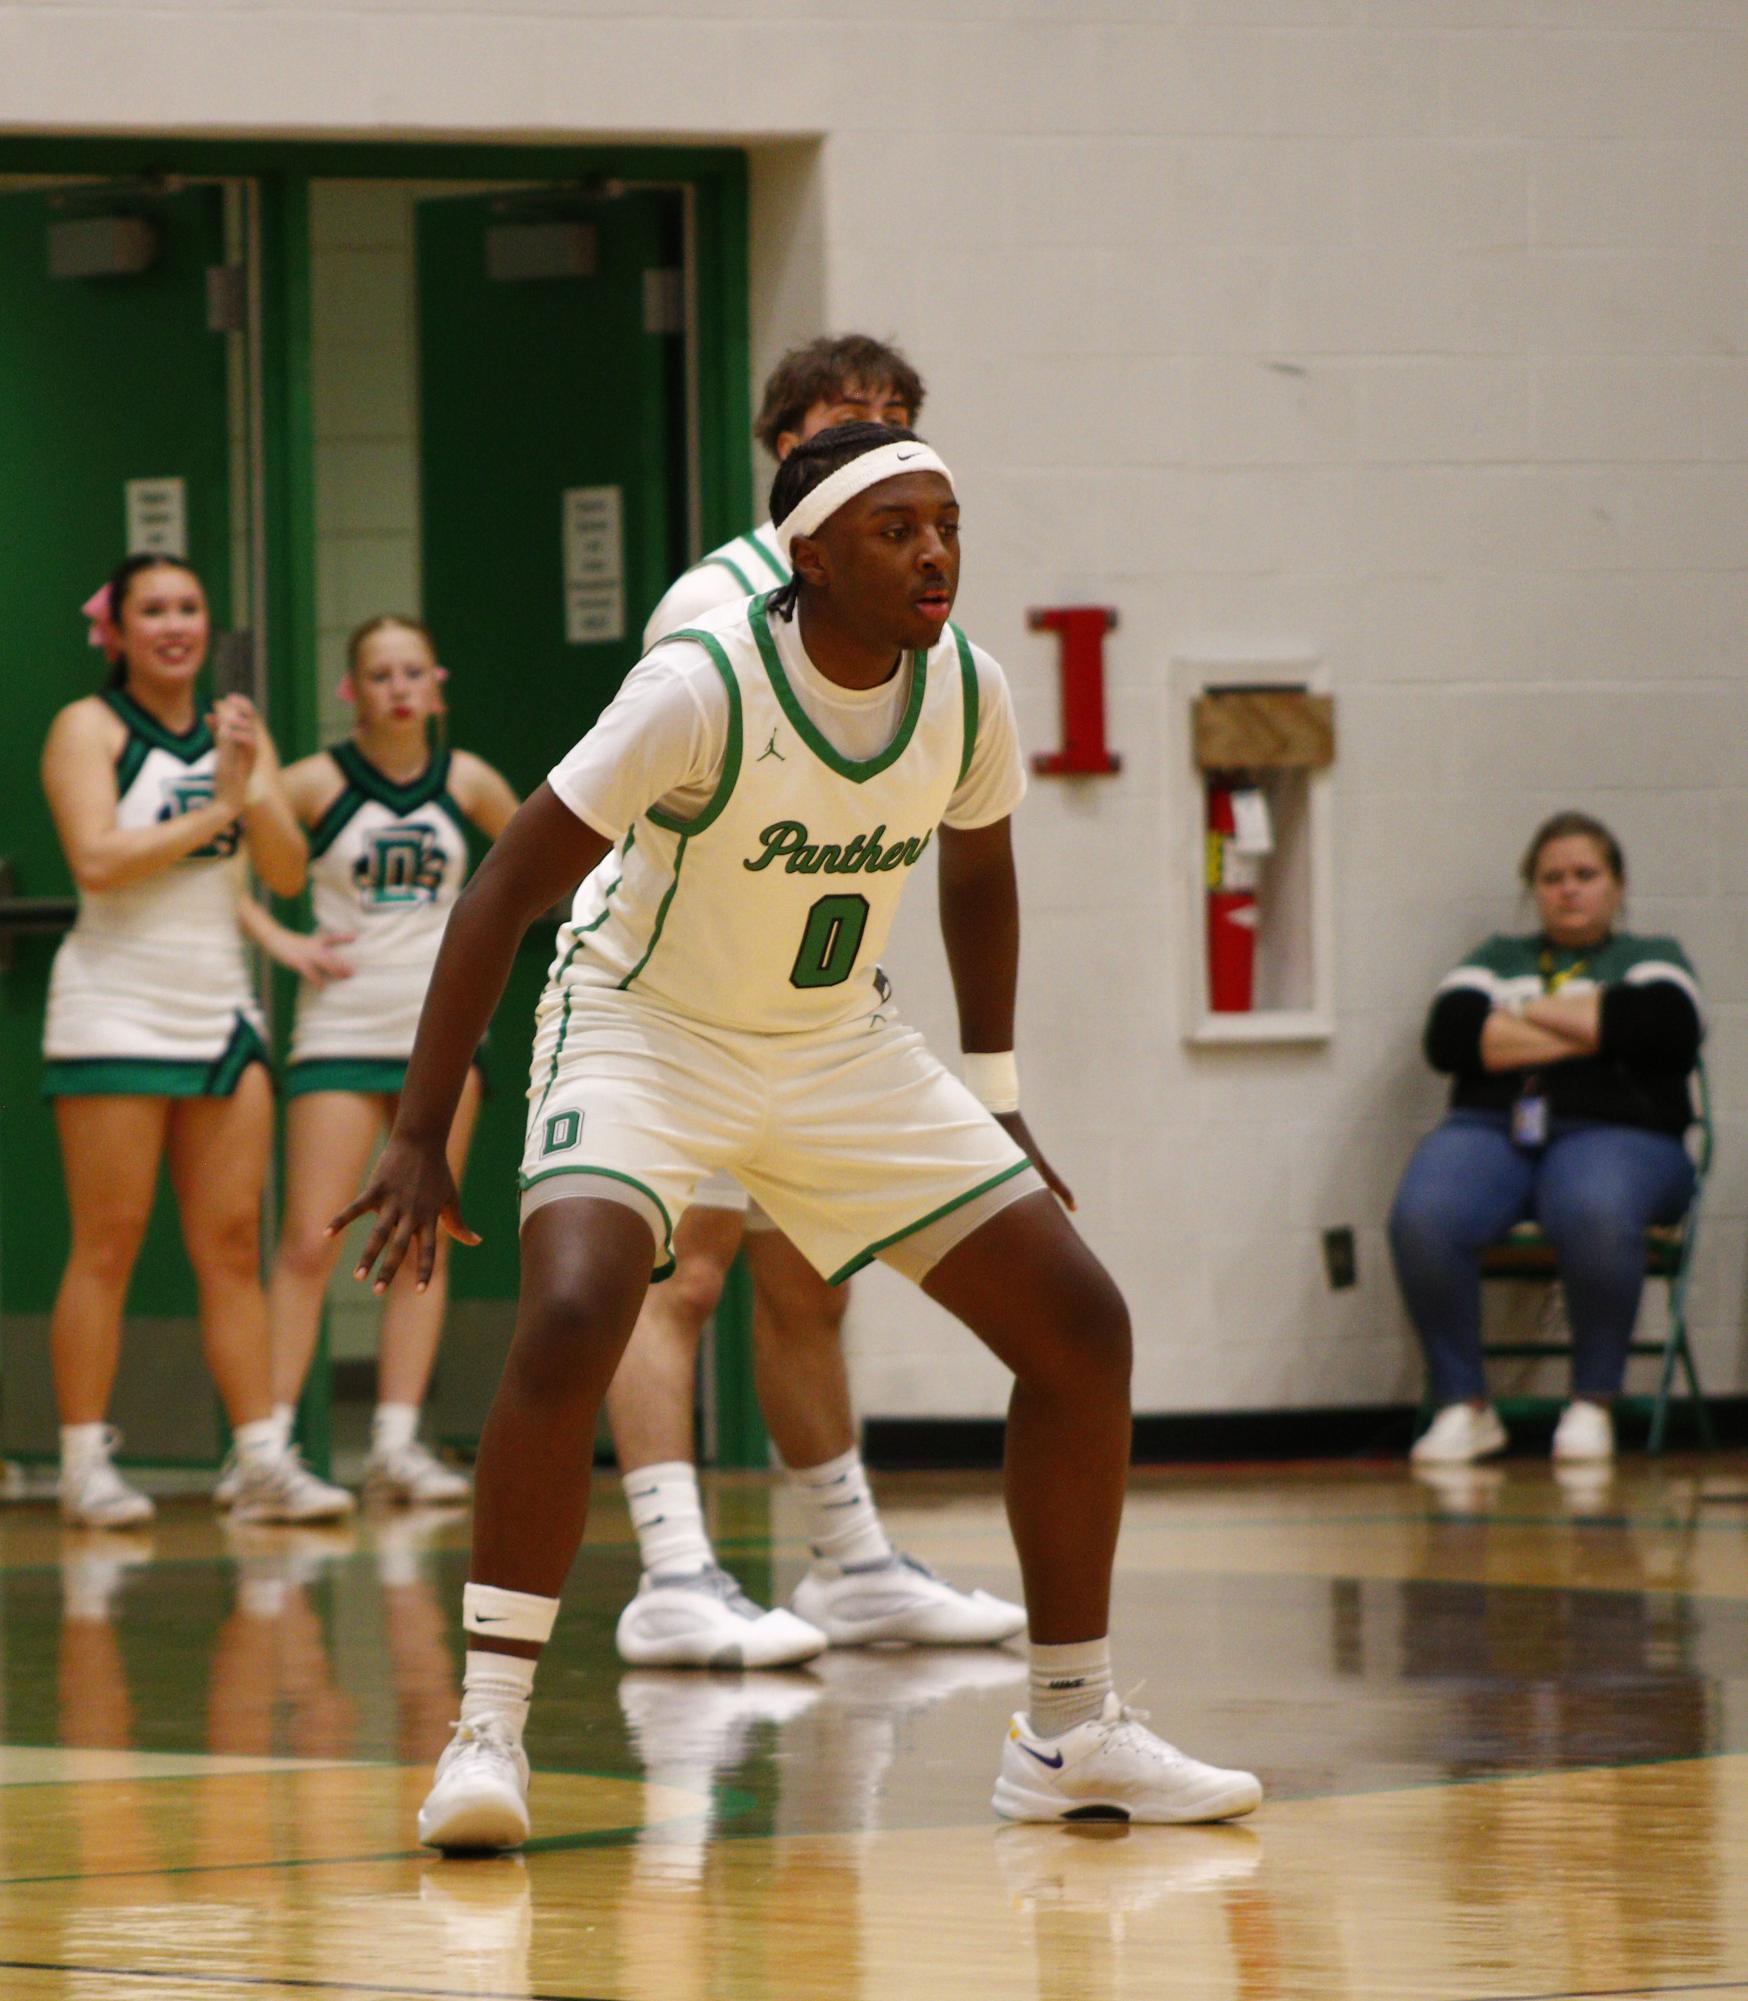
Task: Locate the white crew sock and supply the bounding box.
[460,1650,537,1741]
[1028,1637,1114,1738]
[232,1418,284,1471]
[270,1403,296,1448]
[790,1447,893,1570]
[372,1402,419,1456]
[623,1460,715,1578]
[60,1422,110,1475]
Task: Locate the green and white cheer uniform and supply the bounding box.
[287,742,473,1097]
[43,688,266,1098]
[521,592,1040,1283]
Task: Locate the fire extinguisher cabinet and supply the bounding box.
[1173,657,1337,1045]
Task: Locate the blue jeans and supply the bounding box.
[1388,1111,1695,1404]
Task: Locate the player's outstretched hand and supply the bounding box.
[995,1111,1075,1212]
[327,1132,482,1294]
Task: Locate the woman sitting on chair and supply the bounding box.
[1390,811,1703,1467]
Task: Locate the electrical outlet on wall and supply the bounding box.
[1322,1227,1357,1290]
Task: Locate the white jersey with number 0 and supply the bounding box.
[542,594,1000,1043]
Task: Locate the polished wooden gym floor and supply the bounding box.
[3,1454,1747,1999]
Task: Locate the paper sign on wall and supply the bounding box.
[125,478,187,557]
[563,486,625,644]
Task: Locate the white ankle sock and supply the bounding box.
[372,1402,419,1455]
[233,1418,283,1471]
[623,1460,714,1578]
[60,1422,109,1474]
[460,1650,537,1740]
[270,1403,296,1448]
[790,1447,893,1569]
[1028,1637,1114,1738]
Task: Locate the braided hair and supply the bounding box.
[765,421,922,621]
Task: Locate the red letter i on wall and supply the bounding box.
[1029,607,1121,776]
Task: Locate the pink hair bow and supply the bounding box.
[81,585,122,663]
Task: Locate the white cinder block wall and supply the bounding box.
[8,3,1747,1419]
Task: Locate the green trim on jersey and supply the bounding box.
[114,731,152,798]
[43,1013,269,1100]
[308,741,456,859]
[516,1163,677,1278]
[704,553,756,594]
[618,835,690,990]
[950,625,979,788]
[533,834,636,1127]
[737,531,788,586]
[102,686,214,765]
[647,629,744,836]
[748,594,928,785]
[825,1158,1034,1286]
[1448,931,1700,994]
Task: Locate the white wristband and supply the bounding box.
[963,1049,1020,1114]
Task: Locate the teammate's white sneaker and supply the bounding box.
[793,1552,1026,1647]
[230,1448,357,1525]
[1551,1398,1614,1463]
[615,1565,827,1669]
[1410,1402,1508,1466]
[364,1439,472,1506]
[59,1430,155,1529]
[418,1717,531,1852]
[993,1695,1262,1824]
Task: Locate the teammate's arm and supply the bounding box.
[936,815,1074,1210]
[331,783,613,1291]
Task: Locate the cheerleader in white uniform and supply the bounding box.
[41,554,354,1529]
[243,617,517,1503]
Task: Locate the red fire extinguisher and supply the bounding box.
[1206,778,1258,1013]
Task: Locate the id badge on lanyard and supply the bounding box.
[1512,1084,1549,1149]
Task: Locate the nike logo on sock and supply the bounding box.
[1020,1743,1066,1769]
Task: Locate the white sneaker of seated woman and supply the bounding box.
[1551,1399,1613,1462]
[1410,1403,1507,1466]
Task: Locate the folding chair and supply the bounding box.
[1477,1059,1716,1453]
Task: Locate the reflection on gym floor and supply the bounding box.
[4,1460,1748,1998]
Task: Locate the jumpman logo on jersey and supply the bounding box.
[757,728,786,763]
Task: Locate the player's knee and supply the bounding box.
[664,1255,729,1331]
[1076,1272,1133,1394]
[502,1299,616,1411]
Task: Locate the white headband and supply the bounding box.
[774,441,955,560]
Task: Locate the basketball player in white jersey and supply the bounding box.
[41,554,354,1528]
[335,423,1264,1845]
[612,335,1022,1667]
[239,615,517,1503]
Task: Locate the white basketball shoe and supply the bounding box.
[364,1438,472,1506]
[615,1565,826,1669]
[793,1552,1026,1647]
[993,1695,1262,1824]
[230,1448,357,1525]
[59,1428,155,1529]
[418,1717,532,1852]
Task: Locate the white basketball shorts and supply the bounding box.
[517,994,1041,1284]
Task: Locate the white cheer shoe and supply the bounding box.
[418,1716,531,1852]
[615,1564,827,1669]
[230,1448,357,1525]
[1410,1402,1508,1466]
[365,1439,472,1506]
[59,1430,155,1530]
[792,1552,1026,1647]
[993,1694,1262,1825]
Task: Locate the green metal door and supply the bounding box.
[413,187,690,1448]
[0,182,244,1465]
